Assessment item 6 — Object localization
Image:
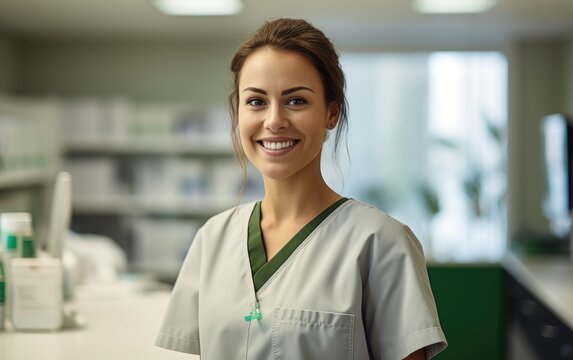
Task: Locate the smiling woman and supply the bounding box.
[155,18,447,360]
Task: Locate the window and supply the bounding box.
[323,51,508,261]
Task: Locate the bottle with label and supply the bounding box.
[0,212,34,328]
[1,212,33,259]
[10,257,63,331]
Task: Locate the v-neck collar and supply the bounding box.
[247,197,349,292]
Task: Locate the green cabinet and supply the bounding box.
[427,264,505,360]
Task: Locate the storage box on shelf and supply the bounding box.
[0,96,61,224]
[0,96,61,181]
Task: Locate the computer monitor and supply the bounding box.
[541,114,573,238]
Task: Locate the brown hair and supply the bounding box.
[229,18,349,188]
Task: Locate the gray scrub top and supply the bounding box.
[156,199,447,360]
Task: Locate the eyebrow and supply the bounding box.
[242,86,315,96]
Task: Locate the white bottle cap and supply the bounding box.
[0,213,32,234]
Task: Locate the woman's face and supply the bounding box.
[238,47,337,182]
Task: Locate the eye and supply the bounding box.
[246,98,266,107]
[287,97,308,106]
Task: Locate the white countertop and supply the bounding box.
[503,252,573,330]
[2,255,571,359]
[0,286,199,360]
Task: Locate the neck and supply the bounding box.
[260,164,340,225]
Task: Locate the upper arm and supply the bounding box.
[362,224,447,359]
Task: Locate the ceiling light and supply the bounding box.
[152,0,243,16]
[413,0,498,13]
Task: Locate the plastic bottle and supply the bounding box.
[10,257,63,331]
[21,235,35,258]
[0,212,34,329]
[1,212,33,259]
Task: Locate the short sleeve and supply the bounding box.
[155,229,203,354]
[362,224,447,360]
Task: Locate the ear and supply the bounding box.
[326,102,339,130]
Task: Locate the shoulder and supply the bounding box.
[339,199,416,240]
[198,201,257,237]
[337,199,424,255]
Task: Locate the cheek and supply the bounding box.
[237,115,254,147]
[237,123,247,145]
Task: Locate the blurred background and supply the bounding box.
[0,0,572,359]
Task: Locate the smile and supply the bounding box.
[259,140,299,151]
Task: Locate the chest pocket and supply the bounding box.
[271,307,355,360]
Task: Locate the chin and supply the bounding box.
[257,165,299,182]
[261,170,295,181]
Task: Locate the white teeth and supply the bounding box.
[262,140,295,150]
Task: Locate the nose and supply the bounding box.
[264,104,289,132]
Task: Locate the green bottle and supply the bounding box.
[21,236,35,258]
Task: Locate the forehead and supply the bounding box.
[239,47,323,93]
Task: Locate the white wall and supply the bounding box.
[566,40,573,115]
[15,39,240,105]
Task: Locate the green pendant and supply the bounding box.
[244,302,262,322]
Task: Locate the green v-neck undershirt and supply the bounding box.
[247,197,349,292]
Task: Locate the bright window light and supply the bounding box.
[152,0,243,16]
[413,0,498,13]
[326,51,508,262]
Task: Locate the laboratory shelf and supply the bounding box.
[72,197,237,216]
[63,137,234,156]
[0,168,55,189]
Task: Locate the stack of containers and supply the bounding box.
[0,97,61,176]
[61,97,132,143]
[133,158,208,204]
[65,158,119,203]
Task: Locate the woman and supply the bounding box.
[156,18,447,360]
